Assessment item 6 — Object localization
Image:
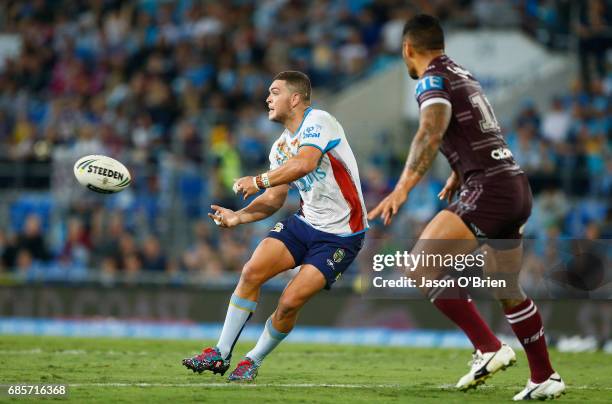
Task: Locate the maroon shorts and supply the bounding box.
[446,173,532,241]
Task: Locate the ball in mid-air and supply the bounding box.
[73,155,131,194]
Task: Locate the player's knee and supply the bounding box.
[276,294,302,320]
[239,260,266,287]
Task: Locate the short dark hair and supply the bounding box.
[402,14,444,51]
[273,71,311,103]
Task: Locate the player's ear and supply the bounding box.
[290,92,301,108]
[404,40,414,59]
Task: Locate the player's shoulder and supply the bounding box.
[415,74,447,98]
[429,55,476,83]
[301,108,338,136]
[415,57,452,97]
[305,108,335,124]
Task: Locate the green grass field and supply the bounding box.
[0,335,610,403]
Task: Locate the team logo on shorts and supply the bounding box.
[272,222,284,233]
[470,223,486,238]
[333,248,345,263]
[326,259,335,270]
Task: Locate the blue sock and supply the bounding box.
[216,294,257,359]
[246,317,289,365]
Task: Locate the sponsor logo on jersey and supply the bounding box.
[415,75,444,97]
[295,167,327,192]
[333,248,345,263]
[303,132,320,139]
[303,125,321,139]
[272,222,284,233]
[490,147,513,160]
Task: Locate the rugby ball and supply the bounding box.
[73,155,131,194]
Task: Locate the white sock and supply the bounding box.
[216,294,257,359]
[246,317,289,365]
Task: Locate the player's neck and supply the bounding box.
[284,105,309,133]
[416,50,445,78]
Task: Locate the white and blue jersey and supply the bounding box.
[268,107,368,236]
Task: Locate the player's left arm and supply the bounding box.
[399,102,452,192]
[234,146,322,199]
[368,102,451,224]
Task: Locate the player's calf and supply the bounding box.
[182,347,230,376]
[271,293,302,332]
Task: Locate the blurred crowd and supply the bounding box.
[0,0,610,280]
[0,209,256,281]
[0,0,583,167]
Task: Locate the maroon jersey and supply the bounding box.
[415,55,522,182]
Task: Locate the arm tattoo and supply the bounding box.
[406,103,451,176]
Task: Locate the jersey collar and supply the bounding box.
[426,54,448,71]
[291,106,313,137]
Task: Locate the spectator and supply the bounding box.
[117,232,138,270]
[59,217,91,268]
[91,212,124,267]
[141,235,167,272]
[101,256,118,278]
[339,28,369,76]
[182,240,224,279]
[0,230,8,272]
[515,99,541,129]
[15,249,35,274]
[381,7,412,53]
[15,214,50,263]
[541,96,571,145]
[577,0,612,91]
[124,252,143,277]
[507,124,541,173]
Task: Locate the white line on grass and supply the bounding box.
[66,383,611,390]
[69,383,402,389]
[438,384,611,391]
[0,349,150,355]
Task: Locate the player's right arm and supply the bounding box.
[208,184,290,228]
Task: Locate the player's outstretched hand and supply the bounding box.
[233,176,260,199]
[437,171,460,203]
[208,204,241,228]
[367,189,408,226]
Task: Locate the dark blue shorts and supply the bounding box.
[266,215,365,289]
